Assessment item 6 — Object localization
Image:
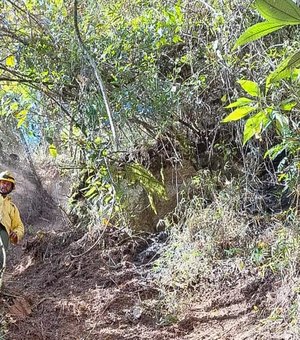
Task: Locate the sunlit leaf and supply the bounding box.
[274,112,290,136]
[147,193,157,214]
[84,187,98,199]
[17,116,27,128]
[233,22,285,50]
[243,111,269,144]
[237,80,260,97]
[225,97,253,108]
[94,136,102,145]
[255,0,300,24]
[6,55,16,67]
[266,50,300,88]
[49,144,58,158]
[280,99,297,111]
[53,0,63,6]
[15,109,28,128]
[222,106,256,123]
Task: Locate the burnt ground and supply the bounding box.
[0,220,283,340]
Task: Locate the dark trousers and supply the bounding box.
[0,225,8,271]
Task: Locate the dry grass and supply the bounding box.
[152,169,300,336]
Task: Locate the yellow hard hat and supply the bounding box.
[0,171,16,188]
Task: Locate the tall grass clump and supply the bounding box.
[153,173,249,313]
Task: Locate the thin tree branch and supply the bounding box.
[0,77,31,83]
[0,28,29,45]
[73,0,118,150]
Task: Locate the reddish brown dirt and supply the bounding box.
[0,226,278,340]
[0,228,184,340]
[0,212,279,340]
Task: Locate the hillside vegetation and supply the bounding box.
[1,0,300,339]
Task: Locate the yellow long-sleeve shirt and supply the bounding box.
[0,195,24,243]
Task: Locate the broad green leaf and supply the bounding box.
[6,55,15,67]
[243,111,269,144]
[255,0,300,24]
[266,50,300,88]
[280,99,297,111]
[49,144,58,158]
[237,80,260,97]
[225,97,253,108]
[222,106,256,123]
[233,22,285,50]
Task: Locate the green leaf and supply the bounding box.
[6,55,15,67]
[54,0,63,6]
[172,35,183,43]
[225,97,253,108]
[15,109,28,128]
[233,22,285,50]
[280,99,297,111]
[237,80,260,97]
[222,106,256,123]
[243,111,269,144]
[16,116,27,128]
[49,144,58,158]
[264,142,286,159]
[84,186,98,198]
[266,50,300,88]
[255,0,300,24]
[147,193,157,214]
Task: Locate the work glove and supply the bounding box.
[9,231,18,244]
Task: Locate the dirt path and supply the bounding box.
[0,228,182,339]
[0,226,274,340]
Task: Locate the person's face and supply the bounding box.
[0,180,13,195]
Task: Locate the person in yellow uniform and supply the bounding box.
[0,171,24,287]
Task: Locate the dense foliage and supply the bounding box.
[1,0,299,226]
[0,0,258,225]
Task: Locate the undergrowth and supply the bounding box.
[153,170,300,336]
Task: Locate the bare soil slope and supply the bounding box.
[1,228,182,339]
[0,221,281,340]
